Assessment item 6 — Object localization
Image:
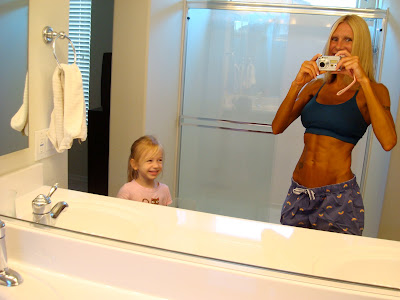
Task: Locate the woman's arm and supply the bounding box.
[336,52,397,151]
[272,82,308,134]
[272,54,322,134]
[361,81,397,151]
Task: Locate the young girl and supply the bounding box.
[117,135,172,206]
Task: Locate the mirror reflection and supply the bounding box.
[0,0,28,156]
[0,1,400,290]
[71,1,396,240]
[1,1,399,291]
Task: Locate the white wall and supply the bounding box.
[108,0,150,196]
[145,0,183,196]
[378,0,400,240]
[0,0,69,188]
[108,0,182,197]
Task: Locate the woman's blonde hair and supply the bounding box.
[323,14,375,84]
[127,135,163,182]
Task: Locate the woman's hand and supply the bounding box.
[334,50,369,83]
[293,54,322,86]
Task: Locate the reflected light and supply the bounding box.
[234,20,249,31]
[215,216,294,241]
[176,210,187,225]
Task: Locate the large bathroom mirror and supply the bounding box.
[1,0,398,278]
[68,0,397,240]
[0,0,29,156]
[0,0,399,292]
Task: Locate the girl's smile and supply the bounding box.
[131,149,164,188]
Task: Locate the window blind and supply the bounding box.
[69,0,92,122]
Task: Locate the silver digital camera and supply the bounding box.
[317,55,341,71]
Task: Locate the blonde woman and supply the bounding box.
[272,15,397,235]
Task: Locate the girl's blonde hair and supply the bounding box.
[127,135,163,182]
[323,14,375,84]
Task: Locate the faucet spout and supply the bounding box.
[50,201,69,219]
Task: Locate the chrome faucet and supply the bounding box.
[0,219,23,286]
[32,183,69,225]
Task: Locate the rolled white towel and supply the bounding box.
[10,72,29,136]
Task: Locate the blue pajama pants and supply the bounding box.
[280,177,364,235]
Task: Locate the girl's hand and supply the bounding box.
[293,53,322,86]
[334,50,369,83]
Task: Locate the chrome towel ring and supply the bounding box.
[42,26,77,68]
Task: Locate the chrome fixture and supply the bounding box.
[42,26,77,67]
[0,220,23,286]
[32,184,69,225]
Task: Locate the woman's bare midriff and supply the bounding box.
[292,133,355,188]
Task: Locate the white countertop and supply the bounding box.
[6,217,398,300]
[14,186,400,291]
[1,261,163,300]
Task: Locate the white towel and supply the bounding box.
[10,72,29,136]
[47,63,87,153]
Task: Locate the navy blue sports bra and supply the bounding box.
[301,83,369,145]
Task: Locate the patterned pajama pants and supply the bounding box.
[280,177,364,235]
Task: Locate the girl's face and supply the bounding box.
[329,22,353,55]
[131,148,163,185]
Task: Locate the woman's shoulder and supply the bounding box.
[308,78,324,90]
[359,81,390,103]
[371,81,389,94]
[298,78,324,99]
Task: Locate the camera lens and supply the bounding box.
[319,62,325,67]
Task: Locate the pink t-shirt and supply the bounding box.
[117,180,172,206]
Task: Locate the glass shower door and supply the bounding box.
[177,4,386,225]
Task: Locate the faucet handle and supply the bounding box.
[32,183,58,215]
[47,183,58,199]
[32,194,51,214]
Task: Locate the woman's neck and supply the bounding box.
[331,74,359,91]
